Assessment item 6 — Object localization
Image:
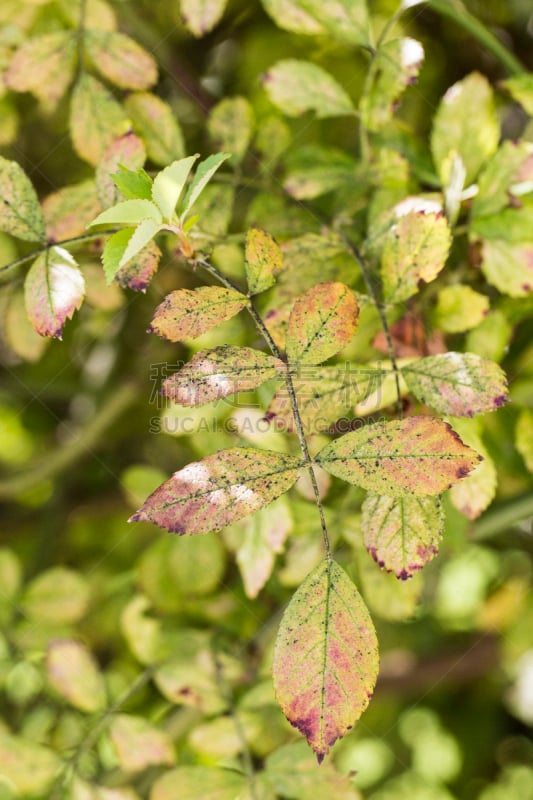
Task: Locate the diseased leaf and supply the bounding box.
[110,714,174,773]
[0,735,60,797]
[0,156,46,242]
[24,248,85,339]
[43,180,101,240]
[502,73,533,115]
[125,92,185,166]
[114,239,162,291]
[90,199,162,227]
[480,239,533,297]
[316,416,481,497]
[96,132,146,208]
[245,228,283,295]
[151,766,248,800]
[236,496,292,599]
[162,345,284,406]
[152,155,199,220]
[46,640,106,712]
[70,74,130,166]
[402,352,508,417]
[180,0,228,37]
[181,152,231,219]
[381,211,451,303]
[273,559,378,763]
[263,60,355,119]
[360,38,424,132]
[208,97,254,165]
[433,285,490,333]
[130,448,302,534]
[362,495,444,580]
[149,286,248,342]
[86,30,158,90]
[5,31,76,106]
[286,282,359,365]
[448,418,495,520]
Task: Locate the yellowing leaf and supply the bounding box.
[471,140,533,219]
[110,714,174,773]
[0,156,46,242]
[46,639,106,712]
[151,766,247,800]
[381,211,451,303]
[448,417,496,520]
[24,248,85,339]
[86,30,158,90]
[21,566,89,624]
[125,92,185,166]
[480,239,533,297]
[263,59,355,119]
[208,96,254,165]
[42,180,101,240]
[236,496,292,598]
[0,734,60,796]
[245,228,283,295]
[316,416,481,497]
[362,495,444,579]
[286,282,359,365]
[261,0,324,35]
[402,352,508,417]
[273,559,378,762]
[96,132,146,208]
[5,290,49,363]
[162,345,284,406]
[149,286,248,342]
[433,285,490,333]
[70,74,130,166]
[262,0,369,45]
[130,448,302,533]
[5,31,76,106]
[180,0,228,37]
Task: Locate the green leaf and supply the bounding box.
[283,144,358,200]
[112,166,153,201]
[402,352,508,417]
[181,152,231,219]
[162,345,284,406]
[502,73,533,115]
[130,448,302,533]
[85,30,158,90]
[21,566,89,624]
[245,228,283,295]
[208,96,254,165]
[152,155,199,220]
[316,416,481,497]
[103,228,135,282]
[431,72,499,185]
[470,205,533,242]
[5,31,77,106]
[46,639,106,712]
[5,290,49,363]
[480,239,533,297]
[448,417,496,520]
[516,408,533,473]
[433,285,490,333]
[90,199,162,227]
[273,559,378,763]
[0,735,60,797]
[236,496,292,598]
[43,179,101,240]
[180,0,228,37]
[471,141,533,219]
[296,0,369,45]
[263,59,355,119]
[24,248,85,339]
[149,286,248,342]
[110,714,174,773]
[151,766,248,800]
[381,211,451,303]
[96,132,146,207]
[119,218,161,269]
[286,282,359,365]
[0,156,46,242]
[362,495,444,580]
[124,92,185,166]
[360,38,424,132]
[261,0,324,35]
[114,238,162,291]
[70,74,130,165]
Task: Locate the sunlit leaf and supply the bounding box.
[479,239,533,297]
[112,166,153,201]
[286,282,359,365]
[102,228,134,283]
[263,59,355,119]
[110,714,174,773]
[149,286,248,342]
[24,248,85,339]
[208,97,254,165]
[402,352,507,417]
[90,199,162,227]
[180,0,228,37]
[316,416,481,496]
[151,155,199,220]
[151,766,248,800]
[114,239,162,291]
[362,494,444,579]
[86,30,158,90]
[181,152,231,219]
[124,92,185,166]
[46,639,106,712]
[130,448,302,533]
[502,73,533,115]
[162,345,284,406]
[245,228,283,295]
[96,132,146,207]
[273,559,378,762]
[21,566,89,624]
[5,31,76,106]
[118,218,161,269]
[0,156,46,242]
[43,180,101,240]
[236,496,292,598]
[0,734,60,796]
[70,74,130,166]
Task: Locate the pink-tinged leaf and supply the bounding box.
[245,228,283,295]
[114,238,162,292]
[149,286,248,342]
[286,282,359,366]
[263,59,355,119]
[381,211,452,303]
[0,156,46,242]
[151,766,247,800]
[402,352,508,417]
[316,416,482,497]
[70,74,130,166]
[86,30,158,90]
[46,640,106,713]
[236,496,292,599]
[449,418,496,520]
[273,559,378,763]
[480,239,533,298]
[162,345,284,406]
[124,92,185,166]
[180,0,228,37]
[130,448,302,534]
[96,131,146,208]
[362,494,444,580]
[42,180,101,241]
[109,714,174,773]
[24,248,85,339]
[5,31,77,106]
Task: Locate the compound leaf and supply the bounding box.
[245,228,283,295]
[24,248,85,339]
[263,59,355,119]
[149,286,248,342]
[0,156,46,242]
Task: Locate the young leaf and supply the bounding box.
[316,416,481,497]
[96,132,146,207]
[0,156,46,242]
[112,166,153,201]
[286,282,359,365]
[381,211,451,303]
[114,239,162,291]
[208,97,254,165]
[70,74,130,165]
[362,495,444,580]
[180,0,228,37]
[273,559,378,763]
[5,31,77,106]
[90,199,161,227]
[401,352,508,417]
[85,30,158,90]
[42,180,101,240]
[262,59,356,119]
[102,228,135,282]
[24,248,85,339]
[152,155,199,220]
[245,228,283,295]
[124,92,185,165]
[162,345,285,406]
[118,218,161,269]
[46,640,106,713]
[181,152,231,219]
[130,448,302,533]
[149,286,248,342]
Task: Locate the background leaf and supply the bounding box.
[96,132,146,208]
[181,152,231,219]
[208,96,254,165]
[24,248,85,338]
[124,92,185,166]
[43,180,101,240]
[0,156,46,242]
[151,766,248,800]
[70,74,130,165]
[245,228,283,295]
[149,286,248,342]
[236,496,293,598]
[5,31,76,106]
[448,417,496,520]
[180,0,228,37]
[110,714,174,773]
[46,639,106,712]
[86,30,158,90]
[263,59,356,118]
